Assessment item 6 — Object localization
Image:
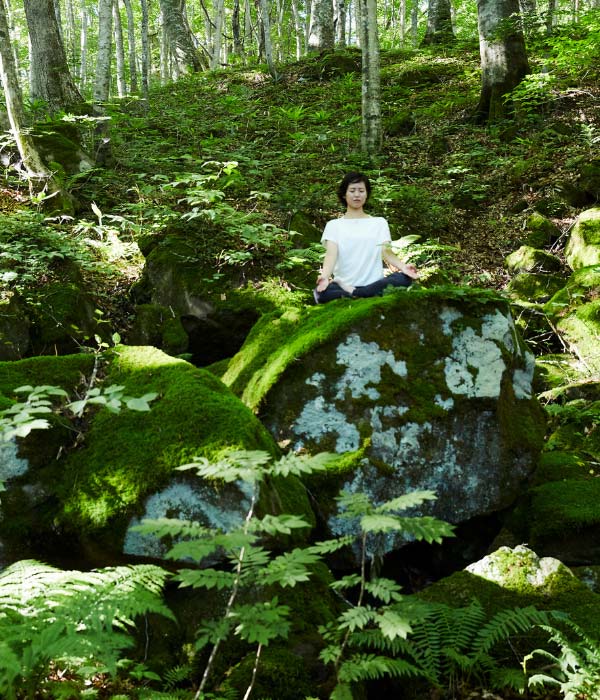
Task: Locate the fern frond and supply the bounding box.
[375,607,414,641]
[337,605,376,632]
[268,451,337,477]
[364,577,403,603]
[175,568,237,590]
[476,606,551,655]
[374,490,438,513]
[393,515,455,543]
[258,547,321,587]
[337,653,422,682]
[307,535,354,554]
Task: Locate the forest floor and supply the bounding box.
[3,41,599,343]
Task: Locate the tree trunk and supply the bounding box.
[308,0,335,50]
[158,0,201,74]
[335,0,346,45]
[23,0,83,112]
[140,0,149,98]
[122,0,138,92]
[0,0,64,199]
[79,0,88,90]
[410,0,418,46]
[545,0,555,33]
[232,0,243,56]
[258,0,278,78]
[210,0,225,68]
[113,0,126,96]
[357,0,381,154]
[475,0,529,120]
[93,0,113,104]
[422,0,455,45]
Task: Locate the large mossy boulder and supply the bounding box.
[0,294,30,360]
[0,346,313,566]
[130,220,306,364]
[565,207,600,269]
[524,212,561,248]
[505,245,562,274]
[223,287,545,551]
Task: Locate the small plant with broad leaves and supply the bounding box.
[525,618,600,699]
[317,489,455,699]
[0,560,173,700]
[134,450,338,700]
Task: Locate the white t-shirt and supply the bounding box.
[321,216,391,287]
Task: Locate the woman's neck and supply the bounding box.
[344,209,369,219]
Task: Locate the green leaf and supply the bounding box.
[364,577,403,603]
[259,548,320,587]
[231,599,291,645]
[376,608,413,640]
[175,568,236,590]
[338,605,375,632]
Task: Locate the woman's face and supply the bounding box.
[345,181,368,210]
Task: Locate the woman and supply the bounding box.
[314,172,419,304]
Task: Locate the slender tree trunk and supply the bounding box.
[244,0,253,49]
[335,0,346,45]
[0,0,64,198]
[113,0,126,96]
[290,0,303,57]
[211,0,225,68]
[122,0,138,92]
[308,0,335,50]
[24,0,83,112]
[411,0,418,46]
[141,0,149,98]
[94,0,113,104]
[475,0,530,120]
[4,0,20,74]
[66,0,77,70]
[258,0,278,78]
[422,0,455,44]
[232,0,243,56]
[400,0,406,45]
[357,0,381,154]
[158,0,201,74]
[79,0,88,90]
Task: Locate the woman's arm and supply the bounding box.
[316,240,339,291]
[382,245,419,279]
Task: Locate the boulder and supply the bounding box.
[565,207,600,269]
[505,272,564,303]
[524,212,561,248]
[544,265,600,375]
[0,346,313,567]
[419,545,600,637]
[0,294,30,360]
[224,288,546,553]
[505,245,562,274]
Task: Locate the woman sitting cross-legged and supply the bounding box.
[313,172,419,304]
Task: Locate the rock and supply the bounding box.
[466,545,580,595]
[0,347,313,567]
[565,207,600,269]
[32,121,94,176]
[224,288,546,554]
[505,245,562,274]
[544,266,600,375]
[386,111,416,137]
[560,160,600,208]
[505,272,565,303]
[419,544,600,638]
[524,212,561,248]
[0,294,30,360]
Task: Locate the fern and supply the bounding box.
[0,560,173,700]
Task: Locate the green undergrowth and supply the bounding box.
[222,285,504,411]
[58,345,277,531]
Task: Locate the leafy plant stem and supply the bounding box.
[242,642,263,700]
[194,481,259,699]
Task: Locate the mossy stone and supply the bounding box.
[57,346,279,533]
[525,212,561,248]
[385,111,416,136]
[289,210,322,245]
[0,294,30,360]
[419,546,600,639]
[534,354,583,393]
[565,207,600,270]
[506,272,565,303]
[505,245,562,274]
[532,450,588,485]
[526,480,600,563]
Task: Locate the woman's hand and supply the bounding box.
[402,263,419,279]
[316,276,330,292]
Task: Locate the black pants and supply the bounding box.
[314,272,413,304]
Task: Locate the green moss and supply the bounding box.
[544,265,600,319]
[420,560,600,640]
[565,207,600,269]
[506,272,565,303]
[534,354,582,392]
[58,346,278,530]
[525,212,560,248]
[505,245,562,274]
[0,354,95,400]
[223,286,505,412]
[529,480,600,541]
[532,450,589,485]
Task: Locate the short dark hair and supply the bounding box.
[337,172,371,206]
